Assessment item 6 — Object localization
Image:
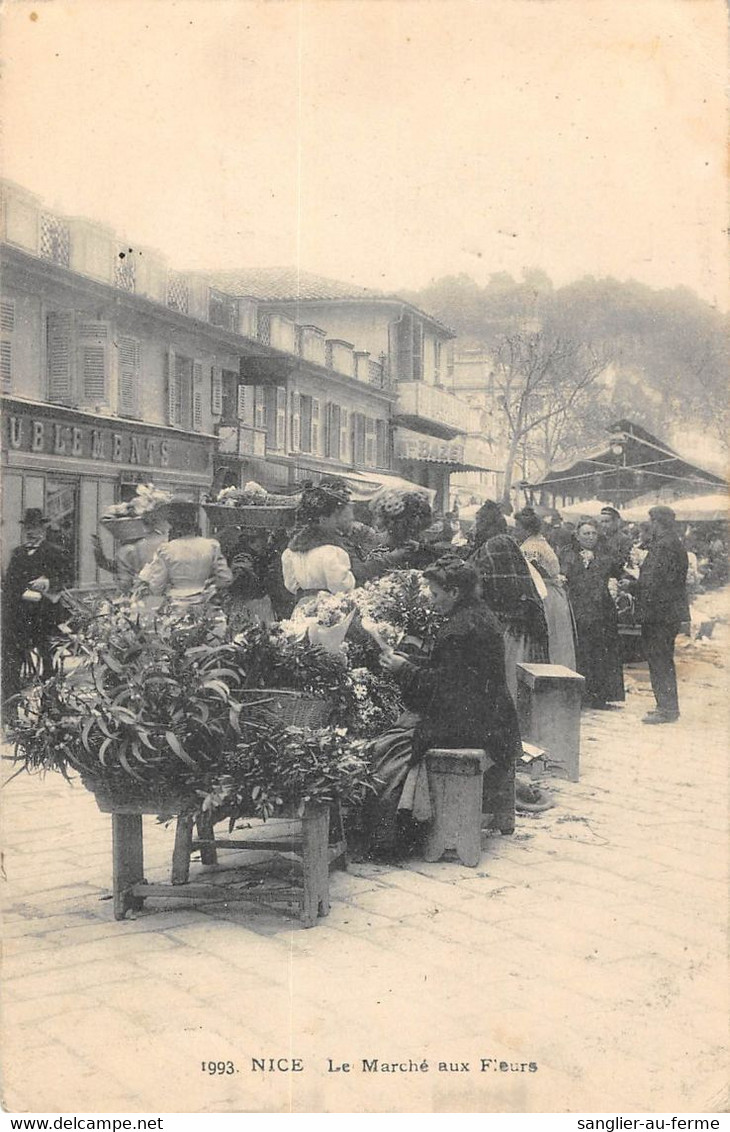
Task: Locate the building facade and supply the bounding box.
[1,182,494,586]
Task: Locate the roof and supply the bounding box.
[197,267,455,336]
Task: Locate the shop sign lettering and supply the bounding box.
[8,415,172,468]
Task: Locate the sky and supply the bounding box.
[2,0,727,307]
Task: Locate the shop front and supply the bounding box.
[392,426,468,513]
[2,398,216,586]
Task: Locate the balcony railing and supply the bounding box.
[40,213,70,267]
[217,424,267,458]
[395,382,480,435]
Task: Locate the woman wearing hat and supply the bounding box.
[137,500,232,611]
[281,479,356,607]
[1,509,72,711]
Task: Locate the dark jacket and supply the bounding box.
[2,537,71,643]
[635,530,689,624]
[396,598,522,766]
[559,543,624,626]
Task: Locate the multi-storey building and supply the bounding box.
[449,349,507,504]
[202,269,496,511]
[1,181,494,586]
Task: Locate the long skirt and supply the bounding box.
[543,578,577,669]
[574,615,625,703]
[359,713,430,858]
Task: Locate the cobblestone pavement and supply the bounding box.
[1,630,728,1114]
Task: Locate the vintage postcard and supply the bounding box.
[1,0,728,1117]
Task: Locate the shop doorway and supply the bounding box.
[45,476,79,585]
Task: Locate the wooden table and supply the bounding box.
[99,796,335,927]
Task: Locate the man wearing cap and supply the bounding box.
[1,509,72,712]
[598,506,632,565]
[634,505,689,724]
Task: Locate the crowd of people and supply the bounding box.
[1,480,716,858]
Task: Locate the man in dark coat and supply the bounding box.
[2,509,72,712]
[598,506,633,565]
[634,505,689,724]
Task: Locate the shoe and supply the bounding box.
[642,710,679,724]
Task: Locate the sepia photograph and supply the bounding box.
[1,0,728,1117]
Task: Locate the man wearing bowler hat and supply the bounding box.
[634,505,689,724]
[1,508,72,714]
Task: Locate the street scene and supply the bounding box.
[1,0,728,1120]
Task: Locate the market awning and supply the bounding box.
[340,469,437,506]
[621,493,729,523]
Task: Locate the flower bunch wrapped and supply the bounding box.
[354,569,444,643]
[102,484,172,520]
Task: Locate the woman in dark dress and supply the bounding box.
[361,557,522,859]
[559,520,625,708]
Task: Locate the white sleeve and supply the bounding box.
[323,547,356,594]
[281,548,299,594]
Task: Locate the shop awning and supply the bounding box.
[340,470,437,506]
[393,427,495,472]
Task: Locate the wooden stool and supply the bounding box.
[424,748,487,867]
[516,663,585,782]
[104,799,332,927]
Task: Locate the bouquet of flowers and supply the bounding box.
[332,666,404,737]
[279,592,358,654]
[370,488,432,532]
[354,569,444,644]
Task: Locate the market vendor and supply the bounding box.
[360,556,522,860]
[92,507,171,591]
[281,479,356,608]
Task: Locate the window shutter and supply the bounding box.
[276,386,287,450]
[291,391,301,452]
[118,336,140,417]
[339,408,349,464]
[210,365,223,416]
[192,360,204,432]
[376,419,388,467]
[311,398,321,455]
[0,340,11,390]
[1,300,13,391]
[237,384,254,424]
[412,319,424,382]
[166,347,180,426]
[77,321,109,404]
[254,386,267,430]
[1,300,15,333]
[365,417,376,467]
[47,311,75,405]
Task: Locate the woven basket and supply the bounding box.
[239,688,333,729]
[204,504,296,531]
[100,515,147,540]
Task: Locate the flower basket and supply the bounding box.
[82,775,195,816]
[238,688,333,729]
[100,515,147,540]
[204,504,296,531]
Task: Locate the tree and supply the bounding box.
[491,331,613,501]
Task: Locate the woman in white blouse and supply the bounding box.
[138,500,232,610]
[281,479,356,609]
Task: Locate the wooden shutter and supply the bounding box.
[118,336,140,417]
[276,386,287,450]
[339,408,349,464]
[47,311,75,405]
[329,404,341,460]
[412,319,424,381]
[1,299,13,391]
[311,398,321,455]
[166,347,179,425]
[254,386,267,430]
[299,396,312,453]
[192,360,204,432]
[210,365,223,416]
[77,321,109,404]
[237,384,254,424]
[365,417,376,467]
[0,300,15,334]
[291,391,301,452]
[376,419,388,467]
